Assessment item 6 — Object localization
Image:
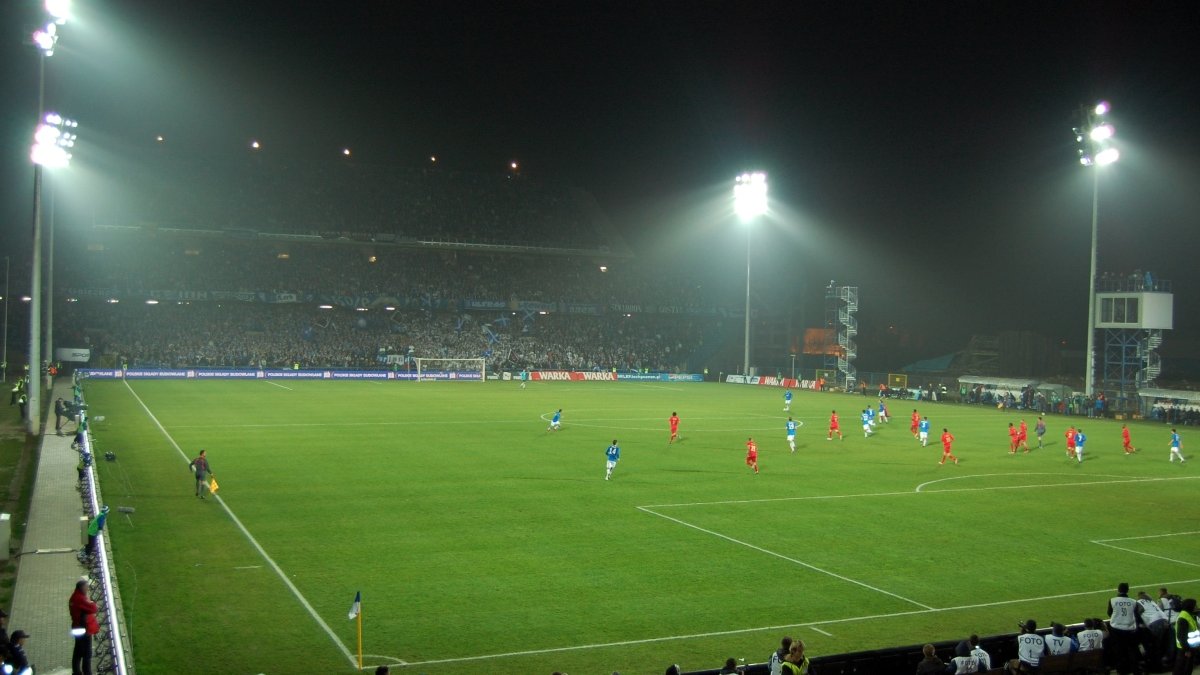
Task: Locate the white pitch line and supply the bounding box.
[643,475,1200,510]
[395,576,1200,667]
[810,626,833,637]
[1094,531,1200,543]
[265,380,293,391]
[1091,541,1200,568]
[637,505,934,610]
[120,380,358,669]
[914,472,1130,492]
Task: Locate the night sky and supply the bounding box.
[3,1,1199,367]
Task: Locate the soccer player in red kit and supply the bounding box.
[1065,425,1077,459]
[745,437,759,473]
[940,428,958,465]
[1008,423,1019,454]
[1121,424,1136,454]
[1018,419,1030,453]
[828,410,843,440]
[668,412,680,444]
[910,409,920,439]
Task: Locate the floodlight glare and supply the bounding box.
[1094,147,1120,166]
[33,23,57,55]
[342,148,351,156]
[734,171,768,222]
[1094,101,1110,116]
[45,0,72,24]
[1089,124,1114,142]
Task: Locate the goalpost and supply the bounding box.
[413,358,486,382]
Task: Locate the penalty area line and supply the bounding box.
[120,380,359,669]
[637,506,934,610]
[265,380,293,391]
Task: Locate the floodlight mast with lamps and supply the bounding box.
[734,172,768,376]
[27,0,72,434]
[1074,101,1119,399]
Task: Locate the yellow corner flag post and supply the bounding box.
[348,591,363,670]
[208,475,219,494]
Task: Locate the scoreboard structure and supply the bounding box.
[1094,280,1173,412]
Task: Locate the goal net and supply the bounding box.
[413,358,486,382]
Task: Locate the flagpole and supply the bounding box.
[357,603,363,671]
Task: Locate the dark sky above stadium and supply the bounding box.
[3,1,1199,364]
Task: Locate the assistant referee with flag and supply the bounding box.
[189,449,213,499]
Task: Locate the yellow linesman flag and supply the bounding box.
[208,476,219,494]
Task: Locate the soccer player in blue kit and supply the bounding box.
[605,440,620,480]
[783,388,793,412]
[786,417,799,453]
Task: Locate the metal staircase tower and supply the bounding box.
[824,283,858,390]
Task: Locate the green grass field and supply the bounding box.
[84,379,1200,675]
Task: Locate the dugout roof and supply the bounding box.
[1137,387,1200,403]
[956,376,1037,389]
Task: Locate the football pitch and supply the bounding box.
[84,379,1200,675]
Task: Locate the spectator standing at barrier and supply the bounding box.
[1108,582,1140,674]
[0,609,10,663]
[189,449,212,499]
[8,630,32,673]
[70,579,100,675]
[781,640,811,675]
[915,643,943,674]
[85,506,109,557]
[1016,619,1046,671]
[1137,591,1170,669]
[1173,598,1197,675]
[55,397,67,435]
[768,636,793,675]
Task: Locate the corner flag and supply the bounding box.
[348,591,361,620]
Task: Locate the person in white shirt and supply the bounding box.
[1045,623,1077,655]
[1075,618,1106,652]
[1108,582,1140,673]
[1138,591,1171,669]
[1017,619,1047,670]
[967,634,991,671]
[948,640,983,673]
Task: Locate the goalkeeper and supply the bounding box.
[188,449,213,499]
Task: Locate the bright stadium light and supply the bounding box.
[33,22,58,56]
[45,0,72,24]
[734,171,768,376]
[1074,100,1120,398]
[1094,147,1120,166]
[1089,124,1114,142]
[734,172,768,222]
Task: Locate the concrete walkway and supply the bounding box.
[9,379,85,675]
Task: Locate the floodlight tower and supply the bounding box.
[27,0,72,434]
[1074,101,1120,398]
[734,172,768,376]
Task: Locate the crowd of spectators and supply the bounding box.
[55,300,708,373]
[88,154,602,248]
[58,231,728,311]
